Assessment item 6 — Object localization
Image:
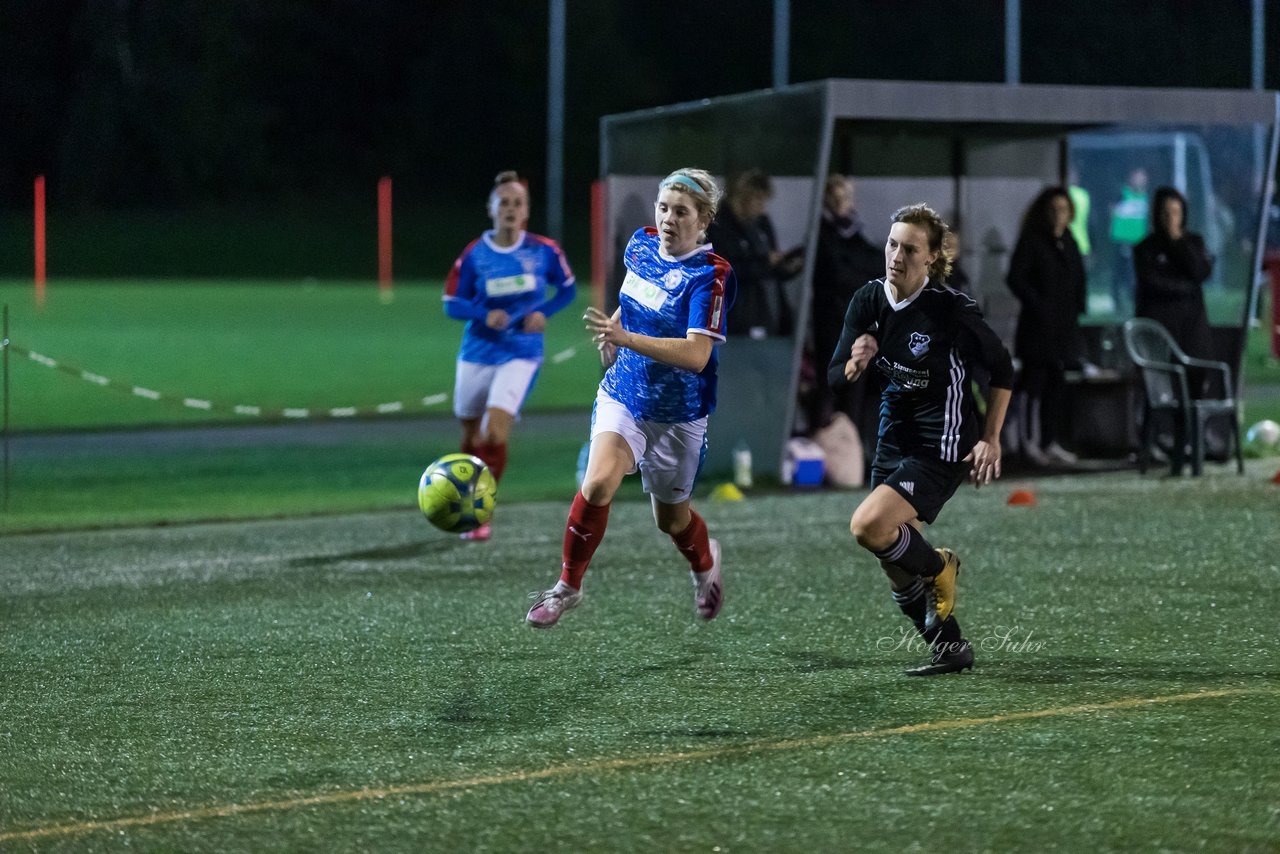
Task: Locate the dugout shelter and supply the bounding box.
[598,79,1279,478]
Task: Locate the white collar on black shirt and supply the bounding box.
[883,276,930,311]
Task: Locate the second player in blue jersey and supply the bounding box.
[443,170,576,541]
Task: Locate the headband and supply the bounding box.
[660,175,708,197]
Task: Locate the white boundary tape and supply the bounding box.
[9,342,585,421]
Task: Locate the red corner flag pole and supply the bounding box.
[377,176,393,302]
[590,179,606,309]
[34,175,46,306]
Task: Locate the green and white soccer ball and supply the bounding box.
[417,453,497,533]
[1245,419,1280,451]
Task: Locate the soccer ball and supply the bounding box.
[1246,419,1280,450]
[417,454,497,533]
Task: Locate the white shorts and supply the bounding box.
[453,358,541,419]
[591,389,708,505]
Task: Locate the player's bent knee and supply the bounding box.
[580,474,623,507]
[849,514,893,552]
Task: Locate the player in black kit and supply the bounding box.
[830,204,1014,676]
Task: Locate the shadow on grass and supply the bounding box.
[633,728,745,739]
[776,650,869,672]
[978,655,1279,684]
[287,540,452,567]
[622,655,703,676]
[439,689,484,724]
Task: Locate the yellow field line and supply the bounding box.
[2,687,1267,842]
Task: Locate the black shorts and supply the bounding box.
[870,447,969,525]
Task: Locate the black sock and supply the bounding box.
[874,523,944,577]
[890,577,927,634]
[931,616,967,657]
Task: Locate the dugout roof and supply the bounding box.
[599,79,1279,477]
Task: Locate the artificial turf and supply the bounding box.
[0,280,601,431]
[2,463,1278,850]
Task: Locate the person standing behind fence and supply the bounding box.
[526,167,735,629]
[1068,163,1093,264]
[1007,186,1088,467]
[806,174,883,436]
[1109,167,1149,315]
[444,170,577,541]
[707,169,802,338]
[1134,186,1215,394]
[829,203,1014,676]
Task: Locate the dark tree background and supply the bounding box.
[1,0,1274,275]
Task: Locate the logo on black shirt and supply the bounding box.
[908,332,931,358]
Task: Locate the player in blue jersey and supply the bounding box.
[830,203,1015,676]
[444,170,576,541]
[527,167,735,628]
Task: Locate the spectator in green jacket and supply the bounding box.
[1109,166,1149,315]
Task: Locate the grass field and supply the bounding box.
[3,465,1279,850]
[0,415,611,534]
[3,280,1279,849]
[0,280,602,431]
[3,279,1276,434]
[2,279,1278,535]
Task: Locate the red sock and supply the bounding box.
[560,492,610,589]
[671,510,713,572]
[485,441,508,482]
[468,445,506,483]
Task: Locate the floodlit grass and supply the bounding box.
[4,279,1276,432]
[0,280,601,431]
[2,465,1278,850]
[0,416,644,534]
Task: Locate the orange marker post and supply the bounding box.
[34,175,46,305]
[590,179,606,308]
[377,176,393,302]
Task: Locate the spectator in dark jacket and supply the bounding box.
[1134,185,1215,394]
[1006,186,1087,466]
[807,173,883,435]
[707,169,802,338]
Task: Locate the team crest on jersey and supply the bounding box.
[663,269,683,289]
[522,256,538,275]
[908,332,931,358]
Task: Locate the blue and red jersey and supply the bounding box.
[601,227,735,422]
[443,230,576,364]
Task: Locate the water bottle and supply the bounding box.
[1098,326,1115,370]
[733,439,753,489]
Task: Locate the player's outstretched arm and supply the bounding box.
[584,306,712,373]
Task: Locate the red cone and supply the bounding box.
[1007,489,1037,507]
